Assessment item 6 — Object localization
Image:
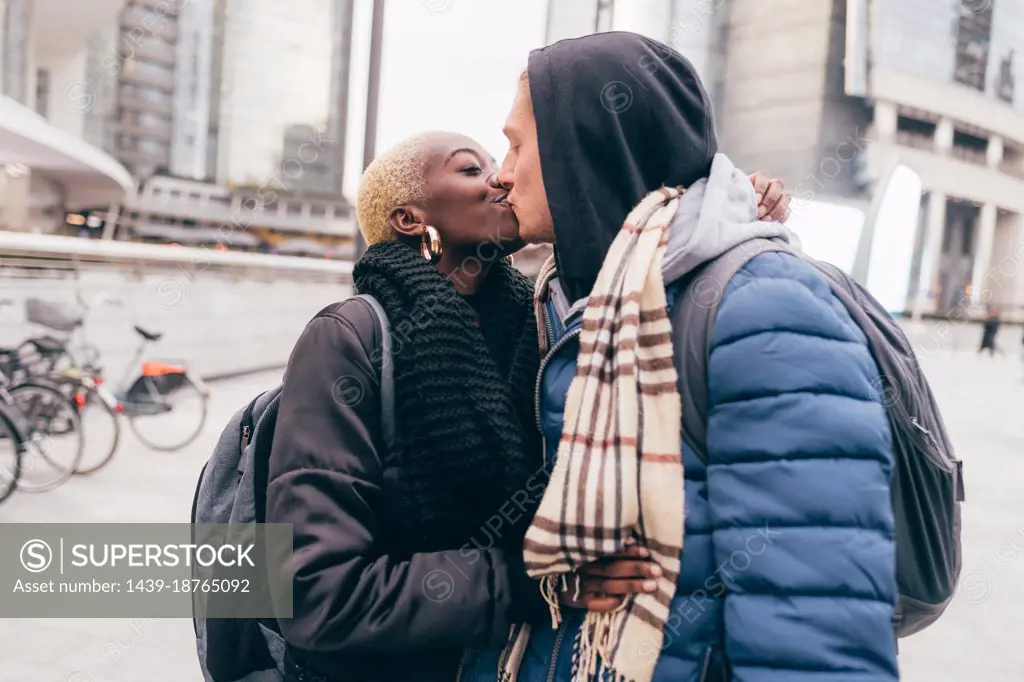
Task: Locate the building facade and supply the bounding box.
[113,0,179,178]
[543,0,1024,319]
[71,0,356,249]
[125,174,355,258]
[215,0,348,191]
[0,0,133,234]
[170,0,216,180]
[850,0,1024,318]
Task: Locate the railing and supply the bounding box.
[120,69,175,92]
[948,145,989,166]
[894,130,934,151]
[0,231,355,381]
[0,231,353,283]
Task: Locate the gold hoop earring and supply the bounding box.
[420,225,443,263]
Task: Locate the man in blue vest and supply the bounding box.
[479,31,899,682]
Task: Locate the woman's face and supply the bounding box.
[415,133,521,253]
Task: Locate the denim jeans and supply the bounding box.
[459,611,584,682]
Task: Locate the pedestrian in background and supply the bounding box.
[979,305,1002,356]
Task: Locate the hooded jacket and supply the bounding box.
[460,32,898,682]
[527,31,717,302]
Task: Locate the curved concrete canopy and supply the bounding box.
[0,95,135,209]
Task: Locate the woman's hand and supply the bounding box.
[749,171,791,223]
[559,545,662,613]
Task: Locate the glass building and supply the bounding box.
[216,0,345,193]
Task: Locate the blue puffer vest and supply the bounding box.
[463,250,900,682]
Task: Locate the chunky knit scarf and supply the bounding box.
[353,241,541,552]
[503,187,686,682]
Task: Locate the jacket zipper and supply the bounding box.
[534,327,582,433]
[545,622,568,682]
[698,646,714,682]
[454,659,464,682]
[535,302,576,682]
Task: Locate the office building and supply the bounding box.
[75,0,357,251]
[112,0,179,179]
[543,0,1024,317]
[216,0,349,193]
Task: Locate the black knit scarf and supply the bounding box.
[353,241,542,552]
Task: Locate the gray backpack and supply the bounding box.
[190,294,395,682]
[671,238,964,639]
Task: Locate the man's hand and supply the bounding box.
[749,171,791,223]
[559,545,662,613]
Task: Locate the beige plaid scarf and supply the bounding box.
[502,187,686,682]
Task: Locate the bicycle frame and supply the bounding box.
[111,336,151,395]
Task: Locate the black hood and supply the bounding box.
[527,31,718,302]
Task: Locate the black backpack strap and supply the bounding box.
[673,239,790,463]
[352,293,395,453]
[190,460,209,639]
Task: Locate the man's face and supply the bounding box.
[493,78,555,244]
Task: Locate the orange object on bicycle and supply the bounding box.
[140,360,186,377]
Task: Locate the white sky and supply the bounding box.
[341,0,549,199]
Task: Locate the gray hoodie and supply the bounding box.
[548,153,798,324]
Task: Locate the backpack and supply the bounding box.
[190,294,395,682]
[670,238,964,639]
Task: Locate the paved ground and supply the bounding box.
[0,351,1022,681]
[0,370,284,682]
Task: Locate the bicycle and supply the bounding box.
[14,294,210,454]
[1,297,122,474]
[0,363,84,497]
[111,325,210,452]
[0,382,24,505]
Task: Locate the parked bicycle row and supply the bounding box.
[0,294,210,504]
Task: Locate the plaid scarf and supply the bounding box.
[501,187,686,682]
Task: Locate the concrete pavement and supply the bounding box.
[0,370,283,682]
[0,351,1022,681]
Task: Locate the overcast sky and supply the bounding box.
[341,0,549,198]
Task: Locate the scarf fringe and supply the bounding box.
[577,609,627,681]
[540,574,568,629]
[571,615,635,682]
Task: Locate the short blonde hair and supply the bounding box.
[356,131,447,245]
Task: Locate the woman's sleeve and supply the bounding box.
[266,301,547,655]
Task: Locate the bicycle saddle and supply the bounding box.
[134,326,163,342]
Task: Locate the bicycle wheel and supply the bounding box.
[9,381,84,492]
[0,406,23,504]
[125,373,207,452]
[71,383,121,475]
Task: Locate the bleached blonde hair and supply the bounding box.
[356,130,449,246]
